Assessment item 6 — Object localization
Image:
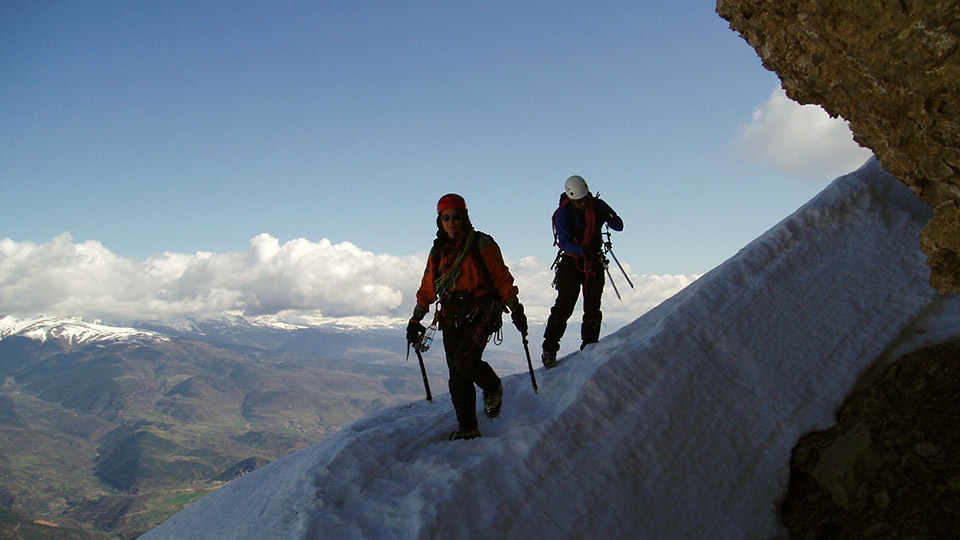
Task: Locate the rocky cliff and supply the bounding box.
[781,340,960,539]
[717,0,960,293]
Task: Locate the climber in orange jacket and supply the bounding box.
[407,193,527,441]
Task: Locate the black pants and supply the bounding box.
[442,321,501,431]
[542,253,604,353]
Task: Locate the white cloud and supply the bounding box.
[0,233,425,323]
[738,87,874,182]
[0,234,696,328]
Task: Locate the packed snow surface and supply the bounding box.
[142,159,960,539]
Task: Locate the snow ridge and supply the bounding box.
[142,159,951,540]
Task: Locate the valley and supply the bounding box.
[0,318,432,539]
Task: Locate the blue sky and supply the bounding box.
[1,2,872,325]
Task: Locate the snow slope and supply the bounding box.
[141,159,958,539]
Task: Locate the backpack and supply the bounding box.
[551,193,572,249]
[552,193,598,252]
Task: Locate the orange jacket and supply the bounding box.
[415,231,518,318]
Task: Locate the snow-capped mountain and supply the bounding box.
[138,312,405,336]
[0,315,167,345]
[140,159,960,540]
[0,312,406,346]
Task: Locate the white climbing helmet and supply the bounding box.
[564,175,589,200]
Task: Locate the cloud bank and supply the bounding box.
[738,87,874,182]
[0,234,695,327]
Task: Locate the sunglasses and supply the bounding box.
[441,214,463,222]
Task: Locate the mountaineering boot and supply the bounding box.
[483,383,503,418]
[449,427,481,441]
[541,350,557,369]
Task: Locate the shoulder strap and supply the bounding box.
[552,196,573,247]
[433,230,477,300]
[471,232,496,291]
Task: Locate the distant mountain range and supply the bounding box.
[0,313,431,539]
[1,312,405,344]
[1,315,168,345]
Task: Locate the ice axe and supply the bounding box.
[521,333,538,394]
[602,227,634,300]
[406,321,437,402]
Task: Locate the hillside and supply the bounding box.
[141,159,959,539]
[0,325,429,539]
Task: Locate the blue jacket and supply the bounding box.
[554,196,623,257]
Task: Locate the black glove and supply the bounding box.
[510,303,528,335]
[406,320,426,344]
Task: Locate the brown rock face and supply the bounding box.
[716,0,960,292]
[780,341,960,539]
